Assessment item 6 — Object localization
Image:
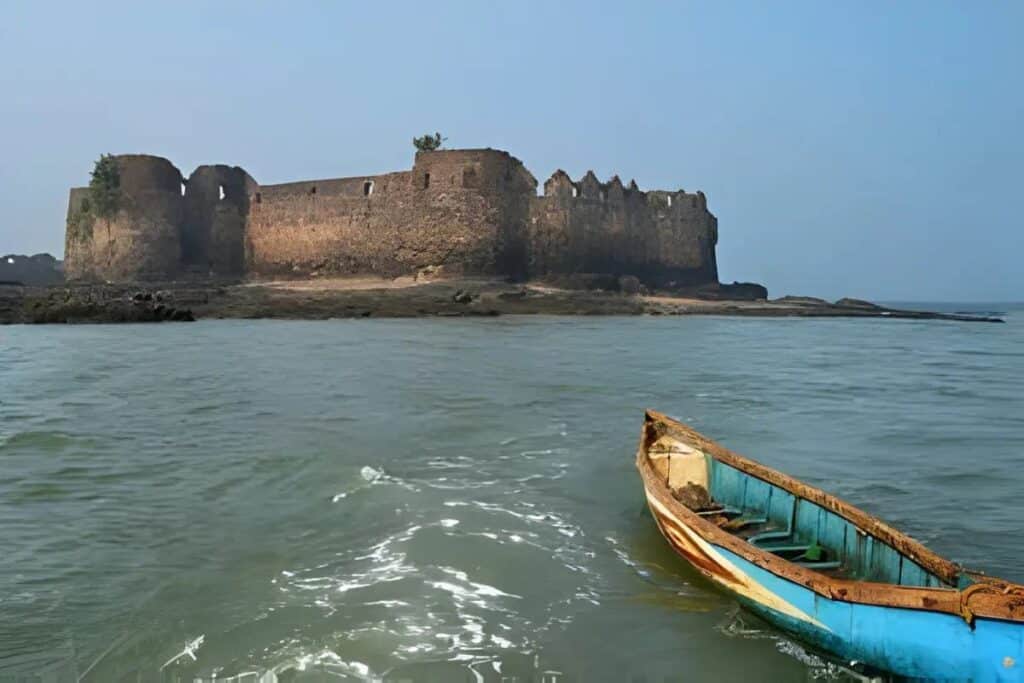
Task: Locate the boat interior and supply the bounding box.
[646,433,959,589]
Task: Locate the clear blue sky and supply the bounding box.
[2,1,1020,300]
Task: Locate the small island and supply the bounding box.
[0,147,1002,324]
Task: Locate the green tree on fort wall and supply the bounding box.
[68,154,121,244]
[89,154,121,220]
[413,132,446,152]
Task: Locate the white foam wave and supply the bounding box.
[718,607,845,677]
[363,599,409,607]
[268,648,377,681]
[605,535,652,579]
[429,567,522,610]
[272,503,582,670]
[281,524,422,607]
[331,465,420,502]
[458,500,584,540]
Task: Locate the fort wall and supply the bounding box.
[63,148,721,288]
[245,149,535,278]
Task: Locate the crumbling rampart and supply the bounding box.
[64,148,720,288]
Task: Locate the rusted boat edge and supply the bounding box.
[638,409,1024,625]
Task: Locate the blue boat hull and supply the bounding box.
[667,514,1024,681]
[725,544,1024,681]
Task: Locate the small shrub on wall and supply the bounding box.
[413,132,445,152]
[89,154,121,220]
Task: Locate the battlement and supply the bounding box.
[541,169,708,211]
[528,167,718,287]
[64,147,720,287]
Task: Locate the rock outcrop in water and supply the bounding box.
[0,279,1003,324]
[1,285,194,324]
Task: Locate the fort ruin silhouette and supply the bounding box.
[64,148,719,287]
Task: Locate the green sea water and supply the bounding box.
[2,307,1022,681]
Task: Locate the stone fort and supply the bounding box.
[64,148,720,287]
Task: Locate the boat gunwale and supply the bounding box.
[638,409,1024,624]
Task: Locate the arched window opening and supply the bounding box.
[571,185,578,198]
[254,192,262,204]
[180,182,186,196]
[310,186,317,195]
[218,185,225,200]
[423,173,430,189]
[363,180,374,197]
[666,195,672,207]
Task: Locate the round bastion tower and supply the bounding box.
[182,165,258,276]
[65,154,185,281]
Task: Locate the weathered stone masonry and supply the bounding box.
[64,148,719,287]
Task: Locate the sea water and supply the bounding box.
[2,306,1022,681]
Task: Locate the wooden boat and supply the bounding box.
[636,410,1024,681]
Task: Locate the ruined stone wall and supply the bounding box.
[182,165,257,275]
[245,149,536,279]
[527,170,718,287]
[64,155,183,281]
[62,148,720,288]
[64,187,93,278]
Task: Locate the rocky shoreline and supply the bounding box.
[0,279,1005,324]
